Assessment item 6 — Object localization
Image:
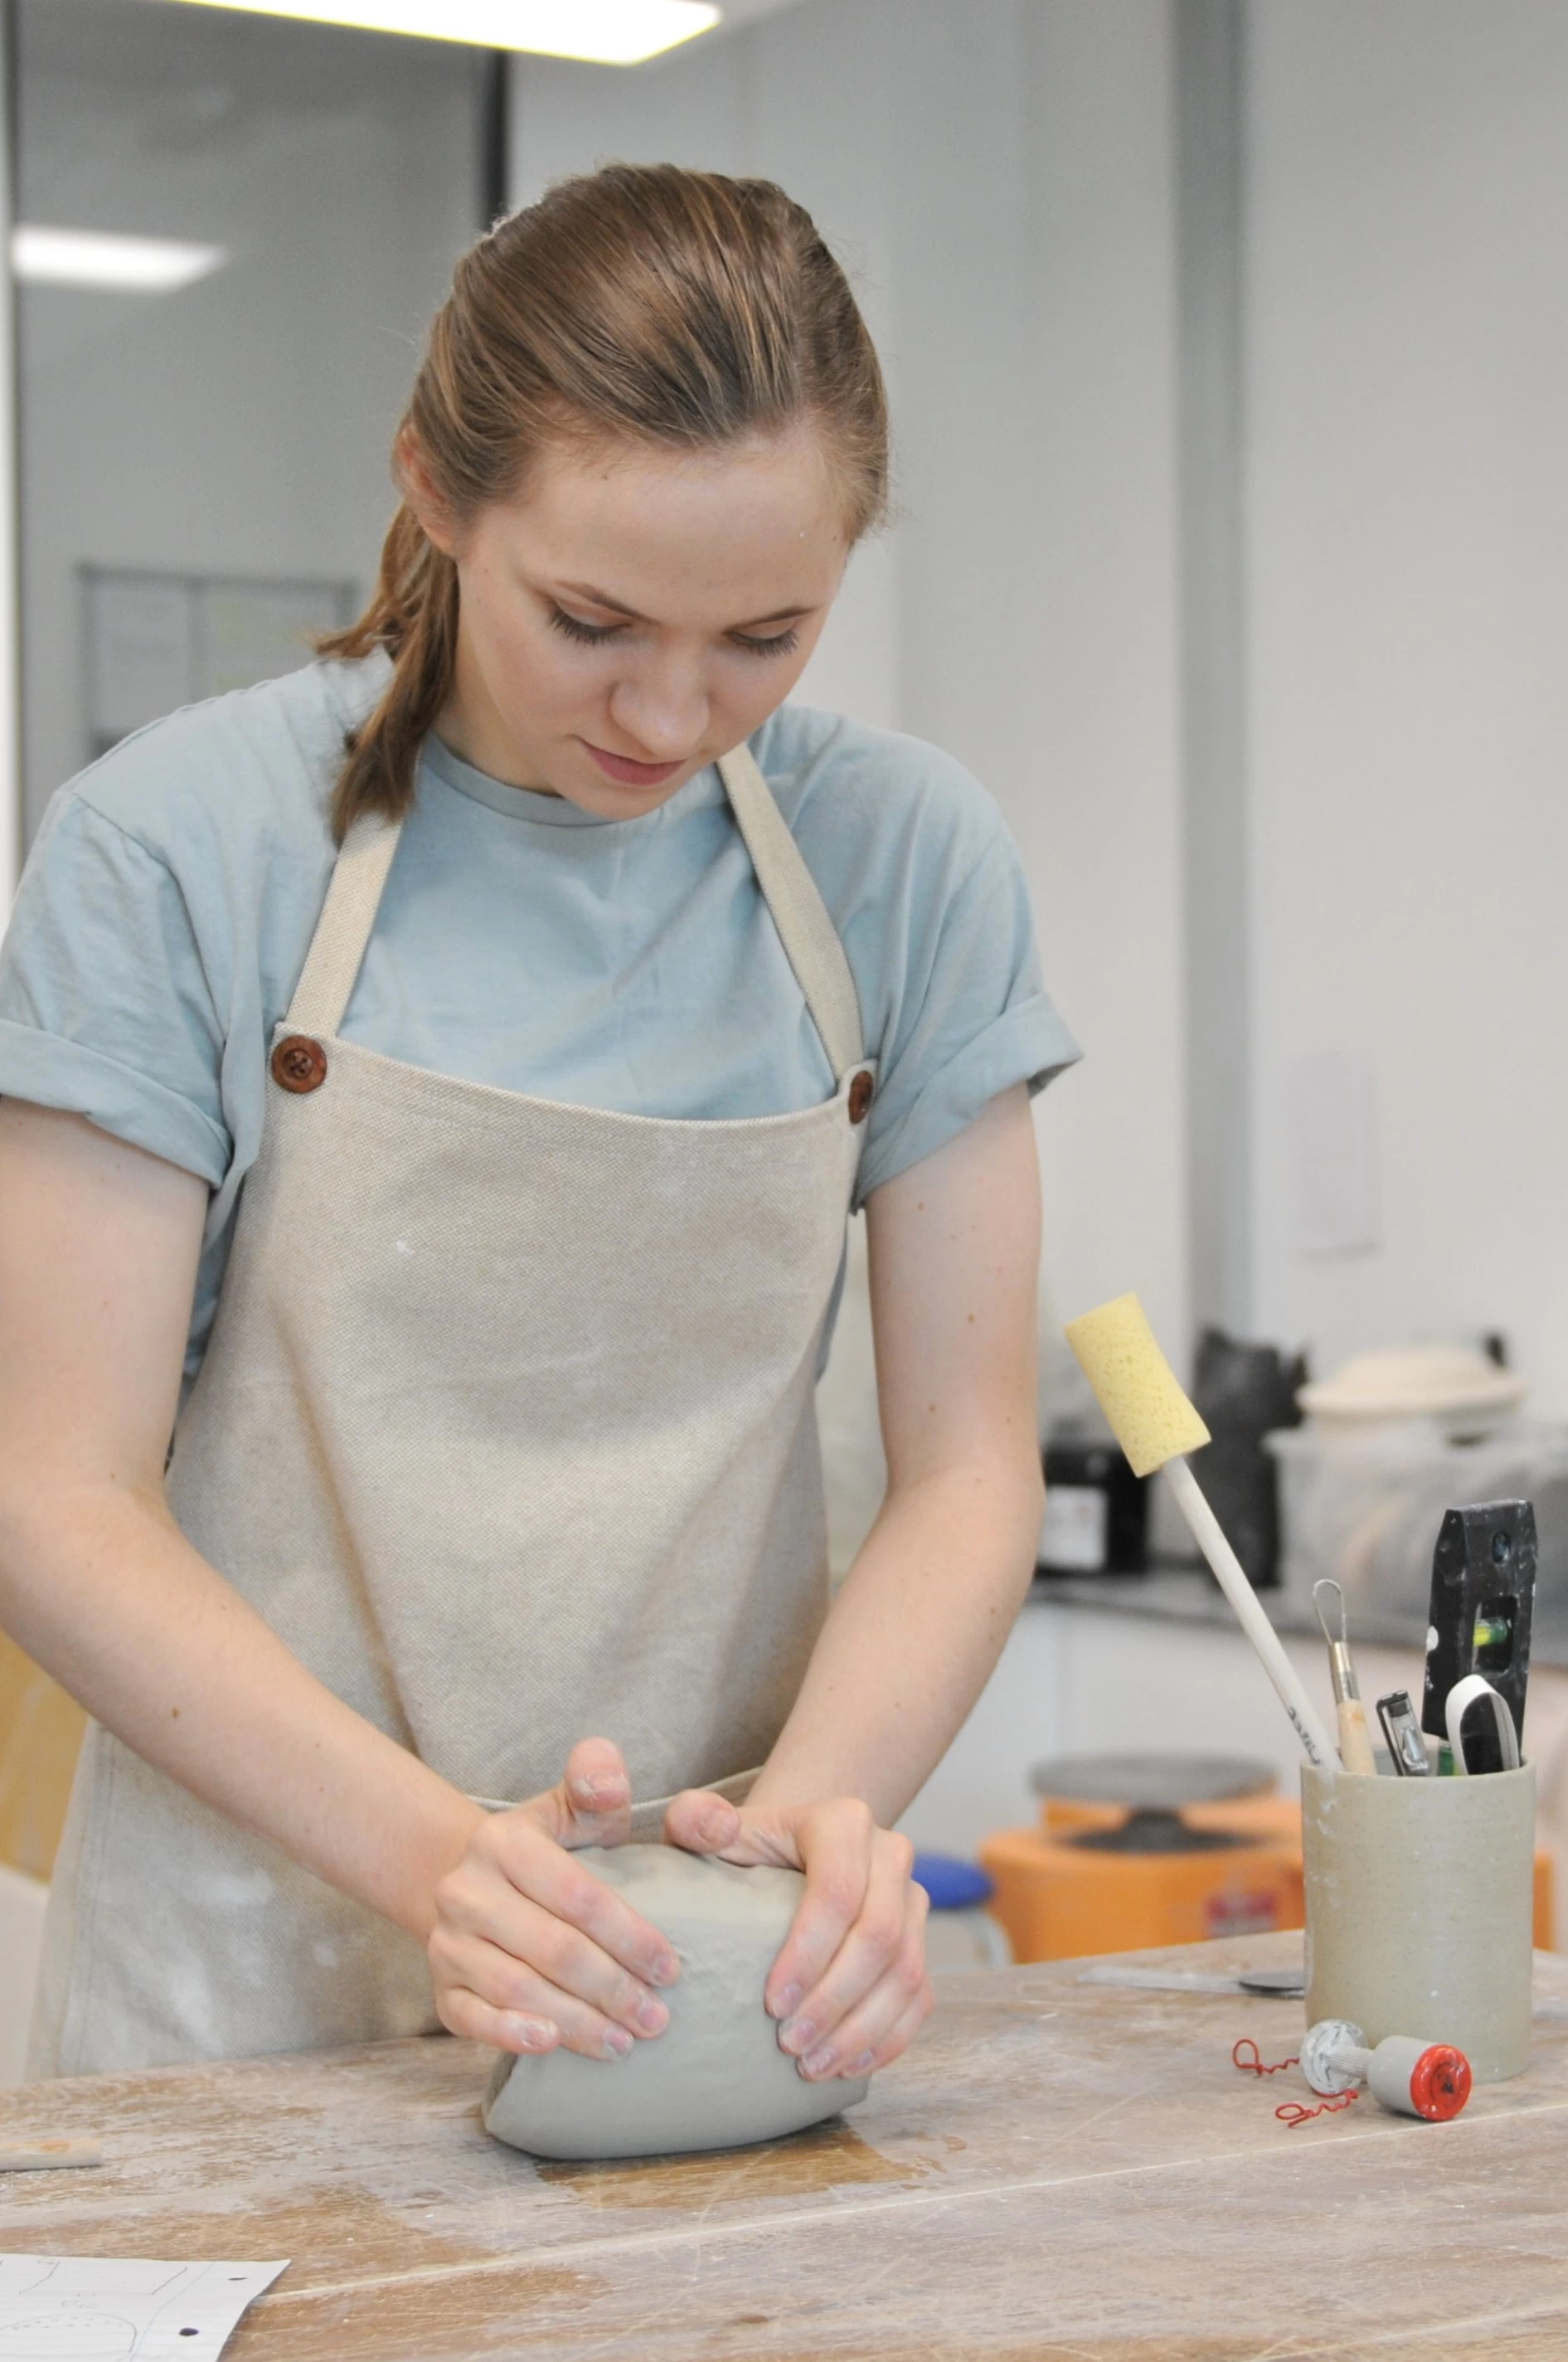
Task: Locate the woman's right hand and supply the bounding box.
[427,1737,685,2060]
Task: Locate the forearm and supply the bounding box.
[752,1084,1046,1831]
[0,1475,481,1939]
[749,1449,1042,1828]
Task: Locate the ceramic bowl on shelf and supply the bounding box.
[1296,1342,1526,1437]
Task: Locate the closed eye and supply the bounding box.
[730,627,801,659]
[549,605,623,647]
[548,604,801,659]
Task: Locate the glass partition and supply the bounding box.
[15,0,488,838]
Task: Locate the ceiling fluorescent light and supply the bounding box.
[164,1,722,65]
[11,226,227,294]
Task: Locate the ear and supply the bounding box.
[396,426,462,559]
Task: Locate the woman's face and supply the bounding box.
[424,426,851,817]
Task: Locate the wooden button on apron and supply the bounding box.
[848,1070,874,1125]
[271,1035,328,1094]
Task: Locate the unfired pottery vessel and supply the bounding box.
[1301,1759,1534,2081]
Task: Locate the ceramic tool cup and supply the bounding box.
[1301,1758,1535,2082]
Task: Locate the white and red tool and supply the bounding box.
[1300,2018,1472,2121]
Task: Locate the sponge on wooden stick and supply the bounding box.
[1062,1291,1338,1769]
[1065,1293,1211,1477]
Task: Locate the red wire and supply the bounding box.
[1231,2036,1299,2077]
[1233,2035,1361,2128]
[1276,2092,1360,2129]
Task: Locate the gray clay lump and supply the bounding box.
[483,1844,872,2160]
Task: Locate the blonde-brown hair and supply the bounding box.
[319,162,889,838]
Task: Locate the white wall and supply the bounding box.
[880,3,1187,1368]
[1245,1,1568,1408]
[511,0,1190,1385]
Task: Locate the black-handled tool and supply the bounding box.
[1420,1500,1535,1773]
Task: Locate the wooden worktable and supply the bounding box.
[7,1934,1568,2360]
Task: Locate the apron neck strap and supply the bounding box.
[716,741,866,1080]
[284,812,403,1040]
[284,744,867,1079]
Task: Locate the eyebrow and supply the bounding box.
[556,580,814,629]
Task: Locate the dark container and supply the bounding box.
[1039,1438,1149,1575]
[1190,1327,1308,1590]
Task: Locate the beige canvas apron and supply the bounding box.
[32,743,874,2078]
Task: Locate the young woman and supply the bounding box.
[0,165,1077,2083]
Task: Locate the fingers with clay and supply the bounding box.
[663,1784,745,1854]
[545,1735,637,1846]
[658,1789,933,2078]
[773,1814,932,2079]
[789,1867,931,2080]
[428,1739,682,2060]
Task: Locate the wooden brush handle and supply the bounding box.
[1337,1698,1376,1776]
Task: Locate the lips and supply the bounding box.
[582,740,687,789]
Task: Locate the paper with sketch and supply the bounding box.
[0,2256,288,2357]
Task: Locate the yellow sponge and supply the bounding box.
[1064,1294,1211,1478]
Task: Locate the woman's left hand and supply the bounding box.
[663,1789,931,2080]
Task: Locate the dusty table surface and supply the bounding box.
[7,1932,1568,2360]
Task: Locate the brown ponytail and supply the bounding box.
[322,508,459,828]
[318,163,889,840]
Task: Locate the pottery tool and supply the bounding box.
[1080,1962,1305,1999]
[0,2140,103,2171]
[1421,1500,1535,1772]
[1312,1580,1375,1775]
[1065,1295,1337,1769]
[1375,1689,1431,1776]
[1300,2018,1472,2121]
[1444,1672,1522,1776]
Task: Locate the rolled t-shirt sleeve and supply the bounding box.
[852,799,1081,1207]
[0,790,231,1184]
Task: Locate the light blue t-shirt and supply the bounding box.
[0,656,1080,1381]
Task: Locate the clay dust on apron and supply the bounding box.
[32,743,874,2075]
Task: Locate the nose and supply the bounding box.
[607,651,709,761]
